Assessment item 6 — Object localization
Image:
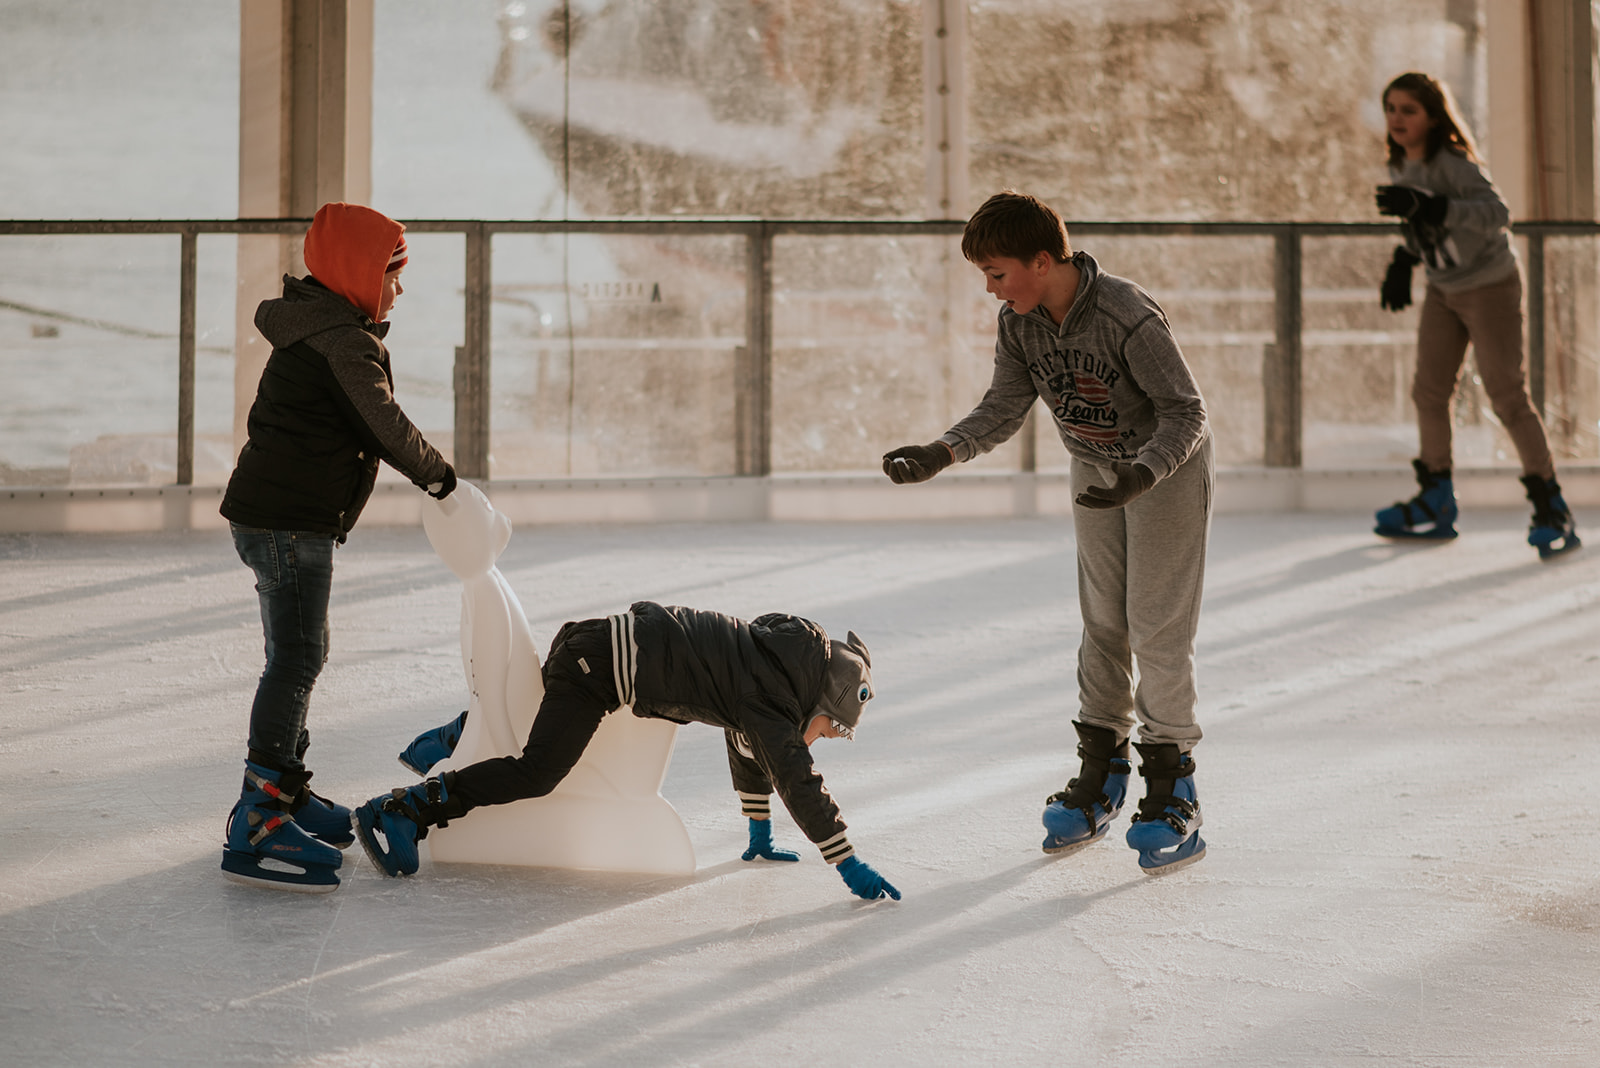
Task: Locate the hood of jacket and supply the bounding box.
[302,202,404,322]
[254,275,390,351]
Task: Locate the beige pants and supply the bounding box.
[1414,273,1554,479]
[1071,434,1213,751]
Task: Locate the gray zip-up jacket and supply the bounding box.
[940,251,1207,480]
[1390,147,1519,294]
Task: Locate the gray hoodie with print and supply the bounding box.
[938,250,1207,481]
[1390,147,1518,294]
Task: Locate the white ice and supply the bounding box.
[3,509,1599,1066]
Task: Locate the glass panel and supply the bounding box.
[376,233,461,482]
[372,1,564,219]
[491,232,743,477]
[0,0,238,219]
[1300,234,1422,468]
[963,1,1484,223]
[770,233,1020,474]
[1540,235,1600,463]
[194,235,239,486]
[492,0,926,217]
[0,236,178,485]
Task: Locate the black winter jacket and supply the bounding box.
[220,276,450,539]
[627,601,848,850]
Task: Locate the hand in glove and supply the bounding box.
[426,464,457,500]
[741,818,800,862]
[1380,246,1421,312]
[1375,185,1448,227]
[882,442,955,484]
[1074,463,1156,510]
[836,855,901,900]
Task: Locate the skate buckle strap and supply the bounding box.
[1132,794,1198,835]
[246,767,285,802]
[244,807,294,846]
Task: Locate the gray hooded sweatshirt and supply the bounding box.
[939,250,1207,480]
[1390,147,1519,294]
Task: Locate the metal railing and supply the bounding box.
[4,216,1597,483]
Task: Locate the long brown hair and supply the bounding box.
[1384,72,1480,167]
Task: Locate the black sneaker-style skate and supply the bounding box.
[1041,721,1131,856]
[1375,459,1458,540]
[1520,473,1581,559]
[1125,743,1205,875]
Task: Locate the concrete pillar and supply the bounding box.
[922,0,969,221]
[1487,0,1597,221]
[232,0,374,453]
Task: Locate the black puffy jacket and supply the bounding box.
[220,276,450,539]
[627,601,848,847]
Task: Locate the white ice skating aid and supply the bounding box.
[416,482,695,875]
[1125,742,1206,875]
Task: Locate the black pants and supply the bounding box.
[447,619,620,810]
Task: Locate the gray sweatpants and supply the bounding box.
[1071,433,1213,751]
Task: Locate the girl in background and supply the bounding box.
[1373,71,1579,557]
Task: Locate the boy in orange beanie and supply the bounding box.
[219,202,457,893]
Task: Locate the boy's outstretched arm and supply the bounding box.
[726,730,800,861]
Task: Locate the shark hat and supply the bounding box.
[815,630,873,739]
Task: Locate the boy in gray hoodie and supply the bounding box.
[882,190,1211,874]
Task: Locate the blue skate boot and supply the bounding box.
[220,761,344,893]
[1041,721,1131,855]
[1375,459,1459,540]
[1520,473,1581,559]
[355,774,467,877]
[397,710,468,775]
[1125,742,1206,875]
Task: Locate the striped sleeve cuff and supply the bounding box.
[607,611,637,707]
[737,791,772,820]
[815,830,855,865]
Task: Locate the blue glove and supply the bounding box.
[836,855,901,900]
[741,818,801,862]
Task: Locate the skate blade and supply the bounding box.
[1536,534,1582,559]
[1042,826,1108,856]
[397,754,430,776]
[1374,525,1458,540]
[220,850,340,893]
[1136,835,1206,876]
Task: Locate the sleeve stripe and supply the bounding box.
[815,830,855,864]
[608,611,637,707]
[737,792,771,819]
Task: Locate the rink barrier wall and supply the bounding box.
[5,465,1597,533]
[4,216,1598,487]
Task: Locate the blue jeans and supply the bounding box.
[231,524,336,772]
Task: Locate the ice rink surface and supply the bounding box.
[3,508,1598,1067]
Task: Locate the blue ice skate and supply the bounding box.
[397,710,468,775]
[220,761,343,893]
[1042,721,1131,856]
[1520,474,1582,559]
[355,776,463,877]
[1125,743,1206,875]
[1375,459,1458,540]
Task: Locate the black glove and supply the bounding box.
[1074,463,1156,510]
[426,464,457,500]
[882,442,954,484]
[1375,185,1448,227]
[1380,246,1420,312]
